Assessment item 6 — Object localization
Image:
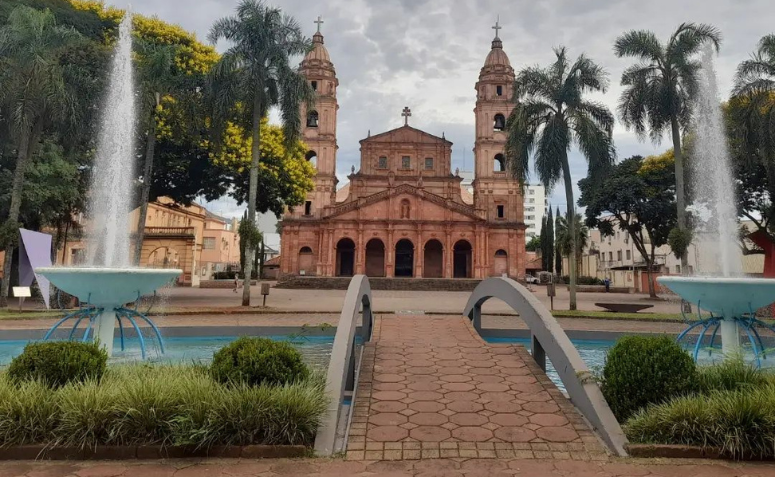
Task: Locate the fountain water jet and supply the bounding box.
[659,46,775,362]
[35,13,181,357]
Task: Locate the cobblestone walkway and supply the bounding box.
[346,315,607,461]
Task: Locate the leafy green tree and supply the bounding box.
[505,47,615,310]
[546,207,554,274]
[730,35,775,240]
[527,234,541,253]
[579,155,677,297]
[555,213,588,281]
[0,6,85,306]
[208,0,313,306]
[614,23,721,273]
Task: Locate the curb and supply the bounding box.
[0,445,307,460]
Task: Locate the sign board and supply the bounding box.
[260,283,271,296]
[12,287,31,298]
[546,283,555,297]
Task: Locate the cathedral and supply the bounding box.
[279,21,526,280]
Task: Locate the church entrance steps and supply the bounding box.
[346,315,607,461]
[277,276,483,291]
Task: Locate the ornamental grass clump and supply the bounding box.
[210,337,310,387]
[601,335,698,422]
[0,363,327,449]
[7,341,107,388]
[626,383,775,459]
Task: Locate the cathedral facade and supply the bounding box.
[279,25,526,279]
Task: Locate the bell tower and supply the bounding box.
[296,16,339,218]
[472,19,522,224]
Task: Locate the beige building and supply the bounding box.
[565,218,764,293]
[57,197,240,287]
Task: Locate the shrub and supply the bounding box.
[601,335,698,422]
[626,384,775,459]
[210,337,310,387]
[7,341,108,388]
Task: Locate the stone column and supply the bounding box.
[444,230,452,278]
[416,226,423,278]
[356,228,365,275]
[386,228,394,278]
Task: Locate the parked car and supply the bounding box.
[524,274,539,284]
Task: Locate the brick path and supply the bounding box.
[346,315,607,461]
[3,458,774,477]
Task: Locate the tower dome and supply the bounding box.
[304,31,331,63]
[484,37,511,67]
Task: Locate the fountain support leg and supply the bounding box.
[720,318,740,356]
[93,308,115,356]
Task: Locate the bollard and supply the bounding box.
[260,282,270,307]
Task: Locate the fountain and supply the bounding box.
[658,46,775,365]
[35,13,181,358]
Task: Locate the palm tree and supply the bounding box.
[208,0,313,306]
[133,42,183,264]
[505,47,615,310]
[0,7,84,306]
[614,23,721,273]
[732,35,775,205]
[555,213,589,279]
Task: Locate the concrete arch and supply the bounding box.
[314,275,373,455]
[463,277,628,457]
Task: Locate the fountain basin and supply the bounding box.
[658,276,775,317]
[35,267,181,307]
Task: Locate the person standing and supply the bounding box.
[604,277,611,293]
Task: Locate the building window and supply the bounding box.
[496,85,503,96]
[402,156,410,169]
[528,198,535,204]
[425,157,433,170]
[626,249,631,260]
[306,110,319,127]
[526,215,534,220]
[676,265,681,274]
[529,189,535,195]
[203,237,216,250]
[304,201,312,215]
[608,251,613,261]
[494,153,505,172]
[617,250,622,261]
[496,205,505,218]
[311,80,317,91]
[493,113,506,131]
[378,156,388,169]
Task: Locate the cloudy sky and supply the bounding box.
[110,0,771,244]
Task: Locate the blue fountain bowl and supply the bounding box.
[658,276,775,318]
[35,267,182,308]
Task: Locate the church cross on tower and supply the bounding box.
[492,16,501,39]
[402,107,412,126]
[314,16,324,33]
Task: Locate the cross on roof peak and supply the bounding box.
[492,15,502,39]
[401,107,412,126]
[314,16,324,33]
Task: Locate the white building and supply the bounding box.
[459,172,546,242]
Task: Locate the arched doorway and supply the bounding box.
[365,239,385,277]
[453,240,473,278]
[424,239,443,278]
[305,150,317,169]
[336,238,355,277]
[493,249,508,276]
[395,239,414,277]
[298,246,314,275]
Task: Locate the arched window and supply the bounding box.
[494,153,506,172]
[300,246,313,254]
[306,110,319,128]
[493,113,506,131]
[305,150,317,168]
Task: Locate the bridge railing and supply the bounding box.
[463,277,628,457]
[313,275,373,456]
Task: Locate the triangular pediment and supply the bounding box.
[360,125,452,145]
[326,183,481,221]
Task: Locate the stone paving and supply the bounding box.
[3,458,775,477]
[346,315,606,461]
